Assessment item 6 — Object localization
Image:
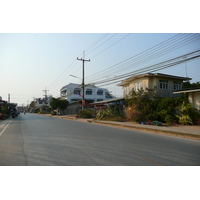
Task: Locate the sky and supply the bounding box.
[1,33,199,106]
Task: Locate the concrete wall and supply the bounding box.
[189,92,200,111]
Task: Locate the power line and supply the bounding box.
[47,34,111,89]
[86,33,200,83]
[85,33,184,81]
[85,33,109,52]
[102,33,200,78]
[86,33,118,56]
[90,33,132,59]
[89,50,200,87]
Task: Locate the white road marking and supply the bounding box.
[0,121,11,136]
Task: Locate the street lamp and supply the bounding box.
[70,74,82,79]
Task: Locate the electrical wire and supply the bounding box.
[86,34,200,83]
[89,50,200,87]
[90,33,132,59]
[47,34,114,89]
[85,33,109,52]
[85,33,118,56]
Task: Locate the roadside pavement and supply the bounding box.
[49,114,200,141]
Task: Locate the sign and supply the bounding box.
[82,100,86,106]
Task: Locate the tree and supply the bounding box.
[182,81,200,89]
[156,97,183,124]
[125,88,190,124]
[50,98,68,110]
[125,88,160,122]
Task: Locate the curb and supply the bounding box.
[47,115,200,141]
[89,120,200,141]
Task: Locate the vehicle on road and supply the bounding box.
[0,113,7,120]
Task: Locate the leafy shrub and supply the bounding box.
[176,103,200,125]
[177,115,193,125]
[164,114,175,125]
[96,109,113,120]
[77,109,94,118]
[125,88,160,122]
[51,111,56,115]
[125,106,144,122]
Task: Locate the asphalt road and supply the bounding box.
[0,113,200,166]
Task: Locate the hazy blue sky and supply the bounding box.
[1,33,199,105]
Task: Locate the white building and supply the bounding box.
[35,97,51,107]
[60,83,113,103]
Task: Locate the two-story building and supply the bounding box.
[118,73,191,98]
[60,83,113,104]
[35,97,51,107]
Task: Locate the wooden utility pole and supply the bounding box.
[77,51,90,109]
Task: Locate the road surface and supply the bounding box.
[0,113,200,166]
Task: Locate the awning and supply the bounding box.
[90,97,124,105]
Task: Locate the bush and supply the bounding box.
[96,109,113,120]
[156,98,181,123]
[51,111,56,115]
[176,103,200,125]
[125,106,144,123]
[164,114,175,125]
[77,109,94,118]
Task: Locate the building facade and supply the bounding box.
[60,83,113,103]
[174,88,200,111]
[118,73,191,98]
[35,97,52,107]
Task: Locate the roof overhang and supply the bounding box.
[90,97,124,105]
[173,88,200,94]
[118,73,192,86]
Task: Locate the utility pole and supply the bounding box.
[185,55,188,78]
[43,88,49,112]
[8,94,10,103]
[43,89,49,101]
[77,51,90,109]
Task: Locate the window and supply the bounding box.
[134,82,143,91]
[74,88,81,95]
[134,83,138,91]
[86,89,92,95]
[97,90,103,95]
[126,86,130,94]
[173,82,181,90]
[159,80,168,90]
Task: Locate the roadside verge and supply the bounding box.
[47,114,200,141]
[88,120,200,141]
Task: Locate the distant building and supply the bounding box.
[35,97,51,107]
[118,73,191,98]
[60,83,113,104]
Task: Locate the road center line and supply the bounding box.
[140,157,165,166]
[0,121,11,136]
